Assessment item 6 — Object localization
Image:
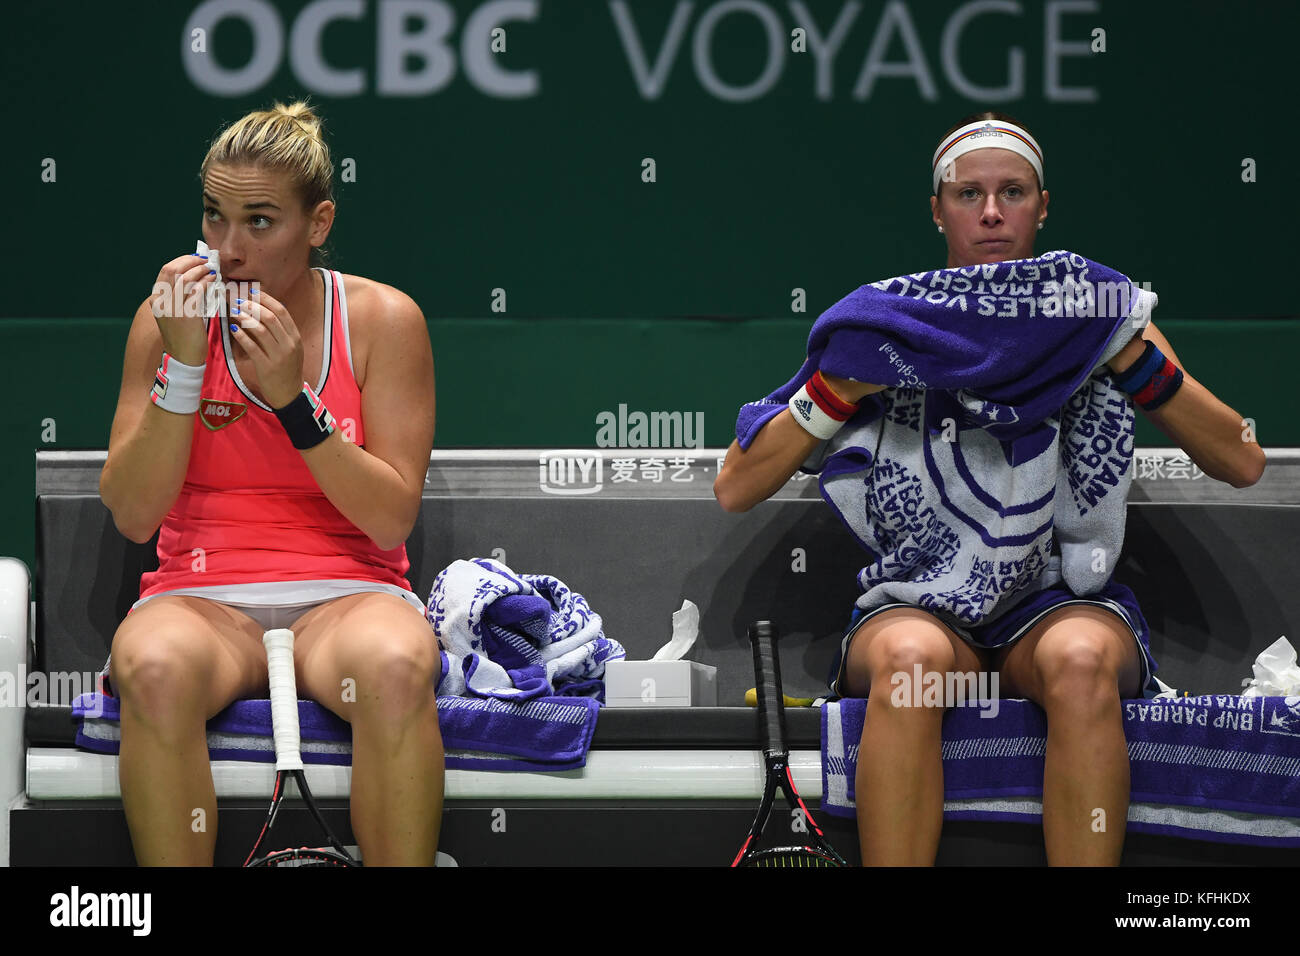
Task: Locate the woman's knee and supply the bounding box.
[110,628,211,720]
[1033,631,1123,708]
[110,600,262,721]
[872,631,959,680]
[844,611,965,697]
[349,629,439,717]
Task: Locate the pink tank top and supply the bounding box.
[139,269,413,599]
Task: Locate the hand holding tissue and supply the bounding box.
[196,239,221,282]
[195,239,230,321]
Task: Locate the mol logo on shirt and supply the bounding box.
[199,398,248,431]
[538,453,603,495]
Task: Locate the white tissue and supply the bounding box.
[1241,636,1300,697]
[196,239,227,319]
[651,600,700,661]
[196,239,221,281]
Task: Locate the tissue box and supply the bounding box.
[604,661,717,707]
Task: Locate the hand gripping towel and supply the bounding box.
[735,250,1158,630]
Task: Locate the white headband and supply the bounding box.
[932,120,1044,195]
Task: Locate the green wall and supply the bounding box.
[2,1,1294,320]
[2,0,1295,574]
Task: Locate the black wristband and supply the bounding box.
[273,383,336,450]
[1112,339,1157,386]
[1111,339,1185,411]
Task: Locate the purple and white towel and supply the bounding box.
[73,690,600,772]
[735,251,1157,631]
[823,696,1300,847]
[428,558,626,701]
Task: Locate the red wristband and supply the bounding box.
[807,370,860,421]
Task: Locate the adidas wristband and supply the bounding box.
[788,370,860,440]
[150,353,206,415]
[274,382,337,450]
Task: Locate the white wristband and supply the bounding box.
[788,380,850,440]
[150,353,206,415]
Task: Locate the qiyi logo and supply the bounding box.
[539,453,603,495]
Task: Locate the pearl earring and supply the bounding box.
[1037,222,1044,230]
[937,225,944,233]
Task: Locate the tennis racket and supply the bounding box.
[244,628,359,867]
[732,620,848,867]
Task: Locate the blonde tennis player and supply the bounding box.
[100,101,441,866]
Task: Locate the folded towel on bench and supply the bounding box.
[429,558,626,701]
[72,686,600,771]
[822,696,1300,847]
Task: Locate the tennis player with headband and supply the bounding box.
[99,101,443,865]
[716,111,1264,865]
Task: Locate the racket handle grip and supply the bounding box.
[748,620,787,756]
[263,628,304,772]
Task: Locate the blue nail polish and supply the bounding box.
[235,298,244,304]
[209,270,216,276]
[229,324,238,333]
[250,289,259,295]
[191,254,208,259]
[232,306,240,315]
